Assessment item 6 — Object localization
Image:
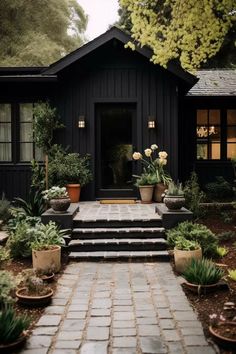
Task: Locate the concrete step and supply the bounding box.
[69,250,170,261]
[73,218,163,229]
[68,238,167,252]
[71,227,166,239]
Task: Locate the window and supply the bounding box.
[0,104,12,161]
[227,110,236,159]
[196,109,221,160]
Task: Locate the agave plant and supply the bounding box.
[216,246,229,258]
[228,269,236,282]
[0,305,30,344]
[183,258,224,285]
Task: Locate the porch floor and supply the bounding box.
[73,201,161,222]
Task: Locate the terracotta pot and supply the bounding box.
[139,185,154,204]
[153,183,167,202]
[66,184,81,202]
[0,331,28,353]
[174,246,202,273]
[40,273,55,283]
[183,281,221,294]
[16,287,53,307]
[32,245,61,273]
[164,196,185,210]
[209,322,236,349]
[49,197,70,213]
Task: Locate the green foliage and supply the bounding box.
[33,101,64,153]
[0,193,11,222]
[48,149,92,187]
[166,181,184,196]
[14,190,45,217]
[183,258,224,285]
[184,172,206,219]
[0,271,16,308]
[0,246,10,268]
[166,221,218,256]
[174,237,200,251]
[228,269,236,281]
[0,0,88,66]
[0,305,30,343]
[220,211,233,224]
[7,209,40,234]
[217,230,236,241]
[42,186,68,201]
[134,173,158,187]
[205,176,233,201]
[120,0,236,71]
[30,221,66,251]
[216,246,229,257]
[30,159,45,191]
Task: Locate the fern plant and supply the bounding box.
[0,305,30,343]
[183,258,224,285]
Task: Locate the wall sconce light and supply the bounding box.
[78,116,86,128]
[148,116,156,129]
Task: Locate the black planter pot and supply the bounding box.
[49,198,70,213]
[164,196,185,210]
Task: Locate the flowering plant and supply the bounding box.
[132,144,172,185]
[42,186,68,201]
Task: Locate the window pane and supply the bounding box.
[210,143,220,159]
[197,110,207,125]
[20,143,33,161]
[0,123,11,141]
[209,110,220,124]
[227,144,236,159]
[0,143,11,161]
[227,127,236,143]
[0,104,11,122]
[20,103,33,122]
[227,110,236,124]
[209,126,221,141]
[35,147,44,161]
[20,122,33,142]
[197,144,208,160]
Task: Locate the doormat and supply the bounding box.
[100,200,136,204]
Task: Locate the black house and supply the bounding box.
[0,27,235,200]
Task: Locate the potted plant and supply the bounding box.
[36,267,55,283]
[164,181,185,210]
[173,236,202,273]
[30,221,66,273]
[183,258,224,294]
[43,186,70,213]
[134,172,157,203]
[132,144,172,202]
[0,305,30,351]
[16,269,53,306]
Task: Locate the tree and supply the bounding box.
[119,0,236,71]
[0,0,88,66]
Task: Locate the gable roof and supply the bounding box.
[43,26,197,86]
[187,69,236,96]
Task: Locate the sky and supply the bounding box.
[78,0,120,40]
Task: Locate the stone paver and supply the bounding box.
[19,262,216,354]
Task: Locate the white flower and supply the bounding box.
[151,144,158,150]
[159,158,167,165]
[144,148,152,157]
[159,151,168,159]
[133,152,142,160]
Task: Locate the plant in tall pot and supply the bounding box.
[134,172,157,203]
[173,236,202,273]
[164,181,185,210]
[42,186,70,213]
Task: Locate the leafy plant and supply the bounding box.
[216,246,229,258]
[134,172,158,187]
[183,172,206,219]
[205,176,233,201]
[183,258,224,285]
[20,269,51,296]
[228,269,236,281]
[0,193,11,223]
[174,237,200,251]
[167,221,218,256]
[0,305,30,344]
[14,189,45,217]
[7,209,40,234]
[30,221,66,251]
[30,159,45,191]
[0,246,10,268]
[217,231,236,241]
[0,271,16,308]
[220,211,233,224]
[42,186,68,201]
[166,181,184,196]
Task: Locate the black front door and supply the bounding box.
[96,103,136,199]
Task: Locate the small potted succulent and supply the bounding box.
[173,236,202,273]
[164,181,185,210]
[134,172,157,203]
[16,269,53,306]
[43,186,70,213]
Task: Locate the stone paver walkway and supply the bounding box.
[21,262,216,354]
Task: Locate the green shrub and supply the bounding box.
[220,211,233,224]
[0,271,16,308]
[14,189,45,217]
[0,305,30,343]
[0,246,10,268]
[183,258,224,285]
[217,231,236,241]
[205,176,233,201]
[183,172,206,219]
[174,237,200,251]
[167,221,218,256]
[0,193,11,223]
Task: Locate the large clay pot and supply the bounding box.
[66,184,81,203]
[174,246,202,273]
[139,185,154,204]
[16,288,53,307]
[32,245,61,273]
[49,197,70,213]
[164,196,185,210]
[153,183,167,202]
[209,322,236,349]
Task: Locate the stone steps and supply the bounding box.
[71,227,166,239]
[69,250,170,261]
[72,218,162,229]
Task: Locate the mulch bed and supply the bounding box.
[180,214,236,354]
